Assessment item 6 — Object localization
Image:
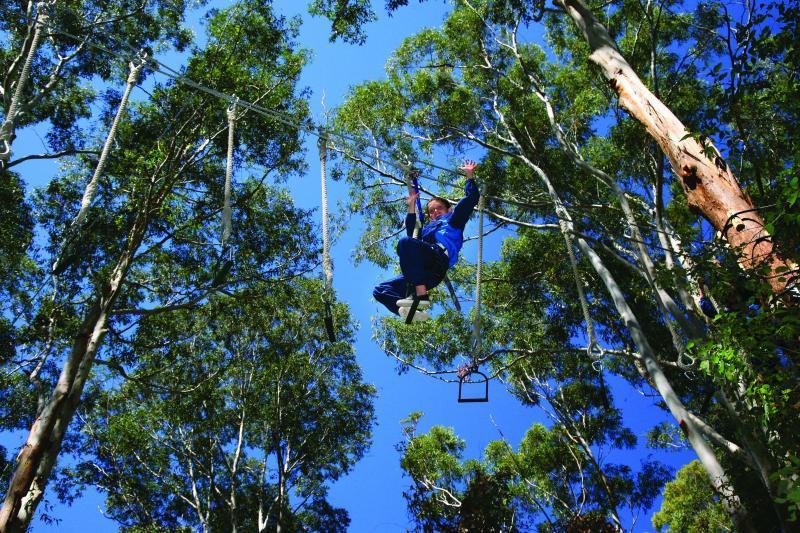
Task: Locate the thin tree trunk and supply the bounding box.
[531,159,756,533]
[555,0,797,300]
[0,215,148,532]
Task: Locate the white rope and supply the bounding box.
[222,98,237,246]
[53,52,146,273]
[470,184,486,359]
[558,212,604,368]
[1,1,48,164]
[319,131,333,292]
[403,165,422,238]
[72,53,146,230]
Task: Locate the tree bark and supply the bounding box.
[0,216,148,532]
[529,158,756,533]
[555,0,797,300]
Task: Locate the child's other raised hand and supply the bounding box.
[459,159,477,178]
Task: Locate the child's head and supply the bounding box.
[426,197,451,220]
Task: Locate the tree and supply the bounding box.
[397,408,669,532]
[73,281,375,532]
[0,0,194,167]
[553,0,796,300]
[652,460,733,532]
[0,1,316,529]
[330,0,797,530]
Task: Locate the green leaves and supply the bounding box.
[79,282,376,530]
[652,461,733,532]
[307,0,376,44]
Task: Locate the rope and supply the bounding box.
[469,183,486,361]
[319,129,333,293]
[404,166,422,238]
[53,51,146,273]
[558,206,604,370]
[222,97,237,246]
[0,1,48,165]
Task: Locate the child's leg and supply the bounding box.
[373,275,408,315]
[397,237,448,294]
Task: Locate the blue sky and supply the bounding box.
[3,1,697,530]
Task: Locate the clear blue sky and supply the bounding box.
[4,1,696,530]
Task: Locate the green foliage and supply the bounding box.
[74,281,375,530]
[652,461,733,532]
[398,414,670,531]
[335,0,799,530]
[307,0,376,44]
[1,0,197,153]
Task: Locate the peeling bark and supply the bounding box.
[555,0,797,300]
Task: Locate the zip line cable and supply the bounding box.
[4,4,725,265]
[4,3,702,248]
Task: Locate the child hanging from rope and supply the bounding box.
[373,160,480,321]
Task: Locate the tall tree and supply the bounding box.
[73,281,375,532]
[0,1,314,529]
[397,407,669,532]
[331,0,797,529]
[0,0,195,167]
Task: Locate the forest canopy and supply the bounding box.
[0,0,797,531]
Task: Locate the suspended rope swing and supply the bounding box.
[319,128,336,342]
[211,97,238,288]
[222,98,236,247]
[458,185,489,403]
[0,1,49,167]
[52,50,148,275]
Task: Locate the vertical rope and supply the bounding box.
[72,53,146,231]
[470,185,486,359]
[1,1,48,164]
[222,98,237,246]
[319,130,333,293]
[557,209,603,368]
[53,52,146,273]
[403,165,422,238]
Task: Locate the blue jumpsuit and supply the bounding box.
[373,179,480,315]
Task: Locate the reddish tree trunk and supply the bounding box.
[556,0,797,300]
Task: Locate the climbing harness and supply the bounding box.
[458,184,489,403]
[52,50,147,274]
[319,128,336,342]
[0,1,49,167]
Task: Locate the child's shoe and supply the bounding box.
[398,306,430,321]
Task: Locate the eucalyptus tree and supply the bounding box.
[0,0,195,167]
[0,0,318,528]
[397,402,669,532]
[73,281,375,532]
[652,461,733,532]
[330,0,797,530]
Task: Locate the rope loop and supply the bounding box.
[677,351,696,370]
[319,126,333,294]
[587,340,604,361]
[227,95,239,118]
[221,96,237,246]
